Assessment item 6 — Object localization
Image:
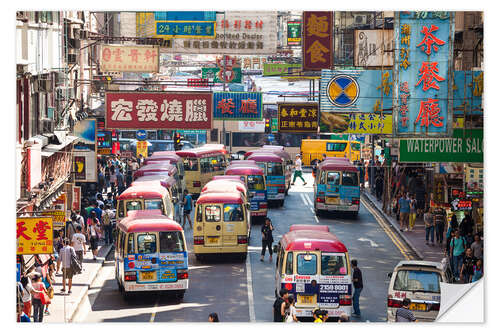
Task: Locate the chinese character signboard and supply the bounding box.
[320,113,393,134]
[453,70,483,115]
[399,129,483,163]
[105,92,213,129]
[73,119,97,182]
[41,210,65,229]
[278,103,318,133]
[202,67,242,83]
[172,11,277,55]
[303,11,333,70]
[238,120,266,132]
[136,141,148,158]
[100,45,159,73]
[320,69,393,113]
[213,92,263,120]
[393,11,455,137]
[72,186,81,212]
[97,131,112,155]
[263,63,302,76]
[155,21,216,38]
[16,217,54,255]
[354,30,394,67]
[287,21,301,46]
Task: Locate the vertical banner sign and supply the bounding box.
[73,119,97,182]
[106,92,213,129]
[393,11,455,137]
[287,21,302,46]
[303,11,333,70]
[16,217,54,254]
[72,186,81,212]
[213,92,263,120]
[278,103,319,133]
[136,141,148,158]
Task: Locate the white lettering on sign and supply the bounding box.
[185,99,208,122]
[406,137,482,154]
[320,284,349,293]
[136,99,158,122]
[160,99,183,122]
[111,99,133,121]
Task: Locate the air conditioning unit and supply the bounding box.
[354,15,368,25]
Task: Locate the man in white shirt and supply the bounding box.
[292,154,307,186]
[57,239,76,294]
[71,226,86,267]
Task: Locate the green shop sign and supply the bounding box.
[202,67,242,83]
[399,129,483,163]
[263,63,302,76]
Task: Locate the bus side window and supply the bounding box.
[196,204,203,222]
[127,233,135,254]
[277,246,284,270]
[119,232,126,256]
[118,200,124,218]
[285,252,293,275]
[116,231,122,257]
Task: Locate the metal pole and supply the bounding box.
[222,11,226,146]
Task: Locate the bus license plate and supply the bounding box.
[299,295,314,304]
[140,271,156,281]
[326,197,339,204]
[409,303,427,311]
[206,236,219,244]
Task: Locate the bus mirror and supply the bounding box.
[304,254,313,261]
[387,272,393,278]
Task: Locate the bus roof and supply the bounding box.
[175,148,225,158]
[145,154,182,164]
[151,151,179,157]
[117,210,182,233]
[318,160,359,173]
[133,176,176,189]
[212,175,245,182]
[225,165,264,176]
[281,230,348,252]
[201,144,228,153]
[196,191,245,205]
[324,157,350,163]
[245,149,291,161]
[133,163,176,179]
[202,180,246,194]
[117,183,169,200]
[229,160,257,165]
[289,225,330,233]
[247,153,283,163]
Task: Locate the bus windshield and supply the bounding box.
[247,175,265,191]
[137,233,157,254]
[184,158,199,171]
[326,171,340,185]
[321,253,348,275]
[297,253,317,275]
[224,204,244,221]
[145,199,164,211]
[126,200,143,212]
[267,162,283,176]
[342,172,359,186]
[159,231,185,252]
[326,142,347,152]
[394,270,441,293]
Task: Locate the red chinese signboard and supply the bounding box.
[16,217,54,255]
[302,11,333,70]
[105,92,213,130]
[72,186,81,212]
[278,103,319,133]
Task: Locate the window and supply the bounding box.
[126,200,143,213]
[256,162,267,175]
[204,205,221,222]
[196,204,203,222]
[321,253,348,275]
[342,172,358,186]
[127,234,135,254]
[137,234,157,254]
[247,175,265,191]
[145,199,163,211]
[327,172,341,185]
[118,200,125,218]
[267,162,284,176]
[285,252,294,275]
[297,253,317,275]
[224,204,244,222]
[211,156,221,171]
[178,161,185,175]
[159,231,185,252]
[200,157,212,173]
[118,232,125,256]
[184,158,198,171]
[326,142,347,152]
[394,269,441,293]
[351,142,361,151]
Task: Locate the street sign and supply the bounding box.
[136,130,147,141]
[267,134,275,142]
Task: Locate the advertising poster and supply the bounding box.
[287,21,301,46]
[238,120,266,132]
[136,140,148,158]
[16,217,54,255]
[303,11,333,70]
[73,119,97,182]
[72,186,81,212]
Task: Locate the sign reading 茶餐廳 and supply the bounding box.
[399,129,483,163]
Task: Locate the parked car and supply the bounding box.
[387,259,453,322]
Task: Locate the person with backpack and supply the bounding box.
[102,203,115,245]
[434,208,447,246]
[450,230,467,281]
[273,288,289,322]
[460,248,476,284]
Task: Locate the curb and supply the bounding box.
[68,244,114,323]
[361,192,424,260]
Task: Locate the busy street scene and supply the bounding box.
[15,10,484,323]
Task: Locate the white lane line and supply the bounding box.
[310,207,315,214]
[150,298,159,322]
[304,193,313,206]
[246,255,256,322]
[300,193,309,206]
[314,215,320,224]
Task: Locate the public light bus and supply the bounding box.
[144,152,186,194]
[275,224,353,320]
[225,164,267,221]
[175,147,228,197]
[245,148,292,193]
[314,158,360,217]
[201,179,249,203]
[133,162,177,181]
[301,139,361,166]
[132,177,181,223]
[116,183,174,222]
[115,210,188,300]
[247,152,286,207]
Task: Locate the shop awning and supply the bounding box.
[41,135,78,157]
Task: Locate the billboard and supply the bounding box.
[16,217,54,255]
[213,92,263,120]
[263,63,302,76]
[278,103,318,133]
[303,11,333,70]
[154,21,216,38]
[105,92,213,130]
[320,69,393,113]
[73,119,97,182]
[354,30,394,67]
[320,113,393,134]
[393,11,455,137]
[287,21,301,46]
[100,45,159,73]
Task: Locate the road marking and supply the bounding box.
[300,193,309,206]
[304,193,313,206]
[149,298,159,322]
[246,254,256,322]
[357,237,379,247]
[314,215,320,224]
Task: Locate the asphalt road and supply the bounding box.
[74,172,406,323]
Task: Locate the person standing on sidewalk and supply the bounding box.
[31,274,48,322]
[398,192,411,232]
[460,248,476,284]
[58,238,76,294]
[395,298,417,322]
[87,216,102,260]
[351,259,363,317]
[424,208,435,246]
[102,204,115,245]
[409,195,417,231]
[450,230,467,281]
[273,288,289,322]
[261,217,274,262]
[434,207,446,246]
[72,225,86,268]
[291,154,307,186]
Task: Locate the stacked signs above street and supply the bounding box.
[393,11,455,137]
[302,11,333,70]
[105,92,213,129]
[213,92,263,120]
[278,103,318,133]
[100,45,159,72]
[202,55,242,83]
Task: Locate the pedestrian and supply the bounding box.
[450,230,467,281]
[138,154,144,166]
[470,234,483,260]
[446,216,458,255]
[260,217,274,262]
[58,238,76,294]
[471,259,483,282]
[424,208,435,246]
[104,192,115,209]
[53,231,64,275]
[434,207,446,246]
[375,165,384,200]
[273,288,289,322]
[31,274,48,322]
[291,154,306,186]
[109,165,117,194]
[408,194,417,231]
[104,163,111,193]
[395,298,417,322]
[398,192,411,232]
[18,303,30,322]
[92,200,103,222]
[460,248,476,284]
[313,309,328,322]
[182,189,193,229]
[351,259,363,317]
[19,276,34,319]
[102,203,115,245]
[208,312,219,322]
[116,166,126,195]
[72,225,86,267]
[285,295,298,322]
[71,210,85,229]
[96,193,105,209]
[97,166,106,194]
[87,216,102,260]
[42,266,54,316]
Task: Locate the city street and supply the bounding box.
[74,173,411,323]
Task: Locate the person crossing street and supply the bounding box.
[291,154,306,186]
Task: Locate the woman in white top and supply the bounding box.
[285,295,299,322]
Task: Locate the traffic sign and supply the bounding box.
[136,130,147,141]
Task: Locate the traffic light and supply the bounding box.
[174,132,182,151]
[265,118,270,133]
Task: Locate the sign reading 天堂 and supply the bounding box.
[16,217,54,255]
[393,11,455,137]
[100,45,159,73]
[303,11,333,70]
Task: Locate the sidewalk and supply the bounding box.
[44,242,114,323]
[362,190,445,263]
